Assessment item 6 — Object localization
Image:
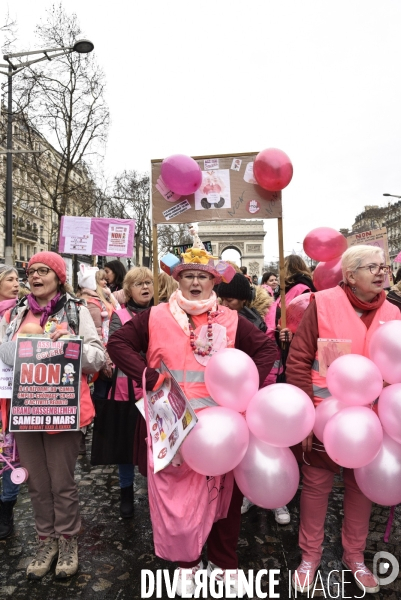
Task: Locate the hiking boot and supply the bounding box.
[120,485,134,518]
[207,561,245,598]
[26,537,59,580]
[274,505,291,525]
[240,497,254,514]
[175,560,203,597]
[292,559,321,592]
[0,499,16,539]
[342,559,380,594]
[55,535,78,579]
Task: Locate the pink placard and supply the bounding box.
[58,216,135,257]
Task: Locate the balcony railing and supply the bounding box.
[17,230,38,242]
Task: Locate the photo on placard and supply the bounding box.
[194,169,231,210]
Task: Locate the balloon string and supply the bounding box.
[384,505,395,543]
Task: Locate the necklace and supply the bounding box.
[188,311,213,356]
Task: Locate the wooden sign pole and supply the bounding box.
[277,216,286,328]
[152,223,159,305]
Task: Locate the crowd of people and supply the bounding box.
[0,240,396,596]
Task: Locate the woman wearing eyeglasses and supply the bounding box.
[0,252,104,580]
[286,245,401,595]
[93,267,154,519]
[107,236,276,598]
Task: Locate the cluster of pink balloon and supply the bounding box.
[181,348,314,509]
[315,336,401,506]
[159,148,294,202]
[303,227,348,291]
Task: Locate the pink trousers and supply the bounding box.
[299,464,372,563]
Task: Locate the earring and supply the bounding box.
[351,286,357,292]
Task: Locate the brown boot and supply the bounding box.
[26,537,59,580]
[55,535,78,578]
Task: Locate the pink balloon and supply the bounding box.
[323,406,383,468]
[181,407,249,476]
[234,434,299,509]
[253,148,293,191]
[160,154,202,196]
[205,348,259,412]
[303,227,348,262]
[286,293,311,334]
[378,383,401,444]
[326,354,383,406]
[313,397,347,442]
[369,320,401,384]
[354,433,401,506]
[246,383,315,447]
[313,256,343,291]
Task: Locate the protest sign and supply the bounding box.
[144,362,197,473]
[59,216,135,258]
[9,335,82,433]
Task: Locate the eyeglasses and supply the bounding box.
[132,280,154,288]
[355,264,391,275]
[26,267,53,277]
[182,273,213,282]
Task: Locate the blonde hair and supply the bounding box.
[0,266,18,287]
[158,271,178,303]
[123,267,154,303]
[341,245,385,281]
[248,285,273,317]
[94,269,116,311]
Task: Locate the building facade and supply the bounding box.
[0,106,95,275]
[348,203,401,268]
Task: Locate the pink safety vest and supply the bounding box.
[311,286,401,406]
[147,303,238,411]
[108,307,143,401]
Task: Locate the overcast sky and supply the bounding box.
[3,1,401,264]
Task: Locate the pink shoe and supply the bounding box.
[292,559,321,592]
[342,559,380,594]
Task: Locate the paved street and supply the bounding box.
[0,429,400,600]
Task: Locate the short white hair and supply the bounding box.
[341,245,385,280]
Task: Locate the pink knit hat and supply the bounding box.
[28,251,67,284]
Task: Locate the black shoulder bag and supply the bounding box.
[90,368,139,466]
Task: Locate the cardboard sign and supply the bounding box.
[151,152,282,225]
[9,335,82,433]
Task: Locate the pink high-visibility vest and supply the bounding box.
[311,286,401,406]
[147,303,238,411]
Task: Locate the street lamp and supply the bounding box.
[0,39,94,265]
[383,193,401,199]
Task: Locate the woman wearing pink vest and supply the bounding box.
[0,252,104,581]
[108,236,277,598]
[286,245,401,595]
[108,267,154,518]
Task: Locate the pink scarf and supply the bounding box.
[27,292,61,327]
[0,297,17,318]
[169,290,217,335]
